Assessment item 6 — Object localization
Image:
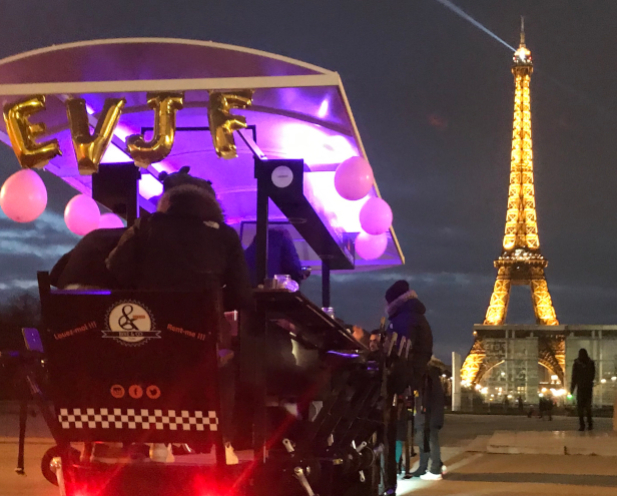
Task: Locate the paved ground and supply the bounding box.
[439,413,613,447]
[398,453,617,495]
[0,409,615,495]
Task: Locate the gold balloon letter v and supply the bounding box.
[66,98,125,175]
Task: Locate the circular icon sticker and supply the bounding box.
[271,166,293,188]
[110,385,125,399]
[128,385,144,399]
[103,301,161,347]
[146,385,161,399]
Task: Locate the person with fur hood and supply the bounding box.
[385,280,434,392]
[383,280,434,495]
[106,175,252,465]
[106,181,252,312]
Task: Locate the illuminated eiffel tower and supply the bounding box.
[461,21,562,387]
[485,22,558,327]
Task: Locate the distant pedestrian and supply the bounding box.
[571,348,595,431]
[539,396,553,421]
[517,395,524,412]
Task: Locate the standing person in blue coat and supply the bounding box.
[411,358,446,480]
[385,280,434,392]
[383,280,434,494]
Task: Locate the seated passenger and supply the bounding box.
[106,183,252,312]
[106,179,251,464]
[244,228,307,287]
[50,227,126,289]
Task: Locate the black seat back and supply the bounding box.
[39,282,223,445]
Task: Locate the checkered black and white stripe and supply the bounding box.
[58,408,218,431]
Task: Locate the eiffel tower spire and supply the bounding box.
[483,28,559,326]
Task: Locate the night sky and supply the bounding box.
[1,0,617,362]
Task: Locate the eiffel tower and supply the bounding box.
[461,21,562,387]
[484,21,558,327]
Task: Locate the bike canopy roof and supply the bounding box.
[0,38,404,270]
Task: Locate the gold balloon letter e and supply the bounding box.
[3,95,62,169]
[66,98,125,175]
[208,90,254,159]
[126,92,184,168]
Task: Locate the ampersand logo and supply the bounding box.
[103,301,161,347]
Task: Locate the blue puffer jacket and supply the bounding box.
[244,228,304,287]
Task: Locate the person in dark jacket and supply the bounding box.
[383,280,434,494]
[106,181,251,464]
[106,184,252,312]
[571,348,596,431]
[49,166,206,290]
[50,228,126,289]
[385,280,434,391]
[411,360,446,480]
[244,228,305,287]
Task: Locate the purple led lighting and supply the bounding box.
[101,145,131,163]
[139,174,164,199]
[113,122,133,141]
[273,121,358,167]
[304,171,370,233]
[85,103,96,115]
[317,99,329,118]
[53,289,112,295]
[326,351,361,358]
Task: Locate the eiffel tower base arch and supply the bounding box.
[461,325,565,404]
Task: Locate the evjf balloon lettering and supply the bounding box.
[2,90,254,174]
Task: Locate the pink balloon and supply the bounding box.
[0,170,47,223]
[355,232,388,261]
[334,156,374,201]
[99,213,125,229]
[64,194,100,236]
[359,197,393,235]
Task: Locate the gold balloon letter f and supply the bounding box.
[208,90,254,159]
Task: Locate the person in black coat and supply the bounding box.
[50,228,126,289]
[411,361,445,480]
[385,280,434,392]
[106,183,252,312]
[49,166,206,291]
[571,348,596,431]
[383,280,434,494]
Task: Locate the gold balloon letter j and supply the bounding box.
[126,92,184,168]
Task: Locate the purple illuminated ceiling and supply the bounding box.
[0,39,403,269]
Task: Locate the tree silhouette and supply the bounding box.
[0,292,41,350]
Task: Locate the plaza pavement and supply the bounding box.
[0,406,616,496]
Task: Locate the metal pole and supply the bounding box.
[452,352,462,412]
[255,159,269,285]
[321,260,331,308]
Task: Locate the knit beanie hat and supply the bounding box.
[385,279,410,304]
